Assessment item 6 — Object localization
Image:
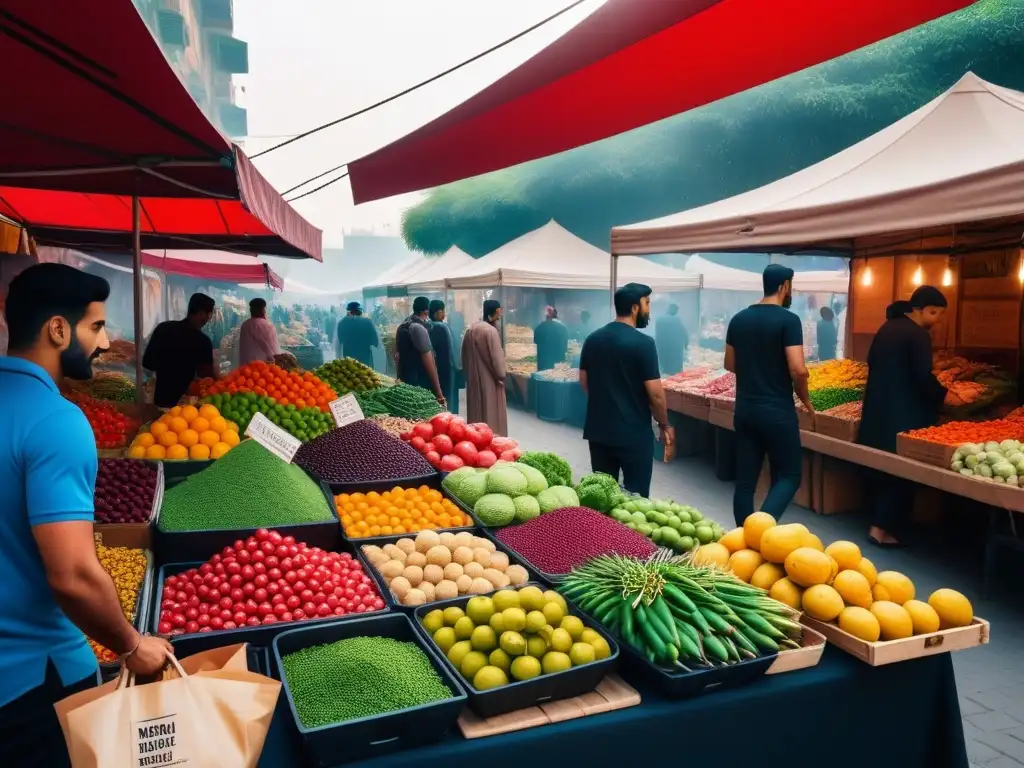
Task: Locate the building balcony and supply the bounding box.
[218,102,247,138]
[212,35,248,74]
[199,0,233,30]
[157,7,188,48]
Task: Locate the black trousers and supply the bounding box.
[589,441,654,498]
[733,411,803,526]
[0,660,97,767]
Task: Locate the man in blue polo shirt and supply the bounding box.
[0,263,172,766]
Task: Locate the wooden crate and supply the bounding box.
[766,625,827,675]
[796,408,815,433]
[895,433,957,469]
[811,454,863,516]
[457,675,640,739]
[815,413,859,442]
[799,616,989,666]
[669,390,710,421]
[708,395,735,413]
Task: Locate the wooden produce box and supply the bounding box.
[669,390,710,421]
[766,625,827,675]
[93,461,163,550]
[708,395,735,413]
[756,450,814,510]
[811,454,862,516]
[800,617,989,667]
[796,408,815,433]
[895,433,957,469]
[815,412,860,442]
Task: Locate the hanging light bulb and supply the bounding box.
[941,267,953,287]
[860,264,873,287]
[912,265,923,286]
[1019,256,1024,283]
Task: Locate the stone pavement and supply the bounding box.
[503,406,1024,768]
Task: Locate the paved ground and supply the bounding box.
[500,404,1024,767]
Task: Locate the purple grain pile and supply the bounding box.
[95,459,158,523]
[495,506,656,574]
[294,420,435,484]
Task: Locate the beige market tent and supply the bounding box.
[363,253,430,298]
[611,73,1024,257]
[399,246,473,293]
[684,255,848,293]
[448,220,701,290]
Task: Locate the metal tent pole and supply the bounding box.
[498,271,506,349]
[132,196,145,405]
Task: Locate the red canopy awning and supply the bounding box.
[0,0,322,260]
[348,0,973,204]
[141,250,285,290]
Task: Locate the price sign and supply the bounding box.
[245,412,301,463]
[329,393,364,428]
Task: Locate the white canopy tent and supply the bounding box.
[684,255,848,293]
[611,72,1024,257]
[362,253,430,298]
[448,220,701,290]
[397,246,473,293]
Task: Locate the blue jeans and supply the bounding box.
[733,410,802,526]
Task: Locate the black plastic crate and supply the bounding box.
[412,585,619,718]
[98,549,155,680]
[357,531,547,612]
[153,540,394,652]
[321,470,440,496]
[272,614,467,766]
[333,474,482,546]
[154,477,340,566]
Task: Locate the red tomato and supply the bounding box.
[430,413,452,435]
[453,441,478,465]
[469,423,494,449]
[433,434,454,456]
[439,454,464,472]
[412,422,434,441]
[476,449,497,468]
[425,450,441,468]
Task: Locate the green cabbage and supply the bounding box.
[517,452,573,487]
[536,485,580,514]
[511,495,541,523]
[474,494,517,526]
[485,466,529,496]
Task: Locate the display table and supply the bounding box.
[258,646,967,768]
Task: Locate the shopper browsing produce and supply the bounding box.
[579,283,672,497]
[463,299,509,436]
[238,297,282,366]
[0,264,172,766]
[725,265,810,526]
[396,296,447,408]
[143,292,218,407]
[428,300,459,414]
[858,287,959,548]
[337,301,379,368]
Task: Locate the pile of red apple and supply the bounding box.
[399,413,521,472]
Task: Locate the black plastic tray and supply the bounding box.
[320,469,440,496]
[154,477,340,566]
[358,531,547,611]
[412,585,619,718]
[153,540,395,652]
[98,548,155,680]
[273,614,467,766]
[334,477,484,547]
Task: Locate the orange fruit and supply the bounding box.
[189,443,211,460]
[208,416,227,433]
[190,417,211,433]
[181,405,199,422]
[168,416,189,434]
[198,403,219,420]
[199,430,220,447]
[178,429,200,448]
[225,421,239,432]
[210,442,232,459]
[149,422,169,438]
[135,432,156,448]
[157,430,178,447]
[169,406,183,417]
[221,429,240,447]
[145,444,166,459]
[128,445,147,459]
[165,444,189,460]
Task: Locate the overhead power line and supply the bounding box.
[270,0,592,201]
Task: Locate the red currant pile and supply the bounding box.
[157,529,386,636]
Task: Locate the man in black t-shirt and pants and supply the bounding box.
[579,283,674,497]
[142,293,217,408]
[725,265,811,526]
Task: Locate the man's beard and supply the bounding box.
[782,294,793,310]
[61,335,100,380]
[636,311,651,329]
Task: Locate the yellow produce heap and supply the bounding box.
[807,359,867,392]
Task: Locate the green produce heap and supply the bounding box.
[281,636,453,728]
[354,383,443,421]
[314,357,381,395]
[559,553,802,670]
[808,386,862,412]
[157,440,335,532]
[201,392,333,442]
[518,451,573,487]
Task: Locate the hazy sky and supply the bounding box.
[233,0,603,246]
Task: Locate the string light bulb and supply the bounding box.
[912,265,923,286]
[860,264,873,287]
[941,267,953,287]
[1018,256,1024,283]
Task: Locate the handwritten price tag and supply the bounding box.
[329,393,364,428]
[245,412,301,463]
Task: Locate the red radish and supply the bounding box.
[439,454,464,472]
[412,422,434,441]
[469,424,494,449]
[433,434,454,456]
[410,436,426,452]
[453,440,478,465]
[425,450,442,468]
[447,418,467,443]
[430,413,452,435]
[476,449,497,468]
[499,449,518,462]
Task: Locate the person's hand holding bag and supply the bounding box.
[122,633,174,676]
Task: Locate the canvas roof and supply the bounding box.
[398,247,474,293]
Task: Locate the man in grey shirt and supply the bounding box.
[395,296,446,407]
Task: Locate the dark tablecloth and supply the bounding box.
[259,645,967,768]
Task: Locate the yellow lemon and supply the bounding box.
[784,547,833,587]
[728,549,764,583]
[691,542,730,568]
[769,578,804,611]
[870,601,914,640]
[903,600,941,635]
[824,540,862,571]
[927,589,973,629]
[750,562,786,591]
[759,523,810,564]
[742,511,776,552]
[855,557,878,587]
[838,606,880,642]
[832,570,873,609]
[719,527,748,554]
[875,571,915,605]
[802,584,845,622]
[804,533,825,552]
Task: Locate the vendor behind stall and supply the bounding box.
[858,287,960,547]
[817,306,838,360]
[142,292,217,408]
[534,306,569,371]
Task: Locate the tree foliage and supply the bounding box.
[402,0,1024,257]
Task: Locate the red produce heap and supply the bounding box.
[400,413,521,471]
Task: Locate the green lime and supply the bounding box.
[541,651,572,674]
[695,526,714,544]
[471,625,497,652]
[491,590,521,613]
[447,640,472,667]
[443,607,465,627]
[548,627,573,653]
[466,596,495,625]
[526,635,548,658]
[679,522,696,537]
[488,613,506,633]
[472,666,509,690]
[432,627,456,655]
[590,637,612,660]
[542,602,564,626]
[488,648,512,672]
[569,642,596,666]
[525,610,547,634]
[679,536,695,551]
[517,586,545,612]
[502,608,527,632]
[510,655,542,681]
[499,631,527,657]
[559,615,585,641]
[460,651,488,679]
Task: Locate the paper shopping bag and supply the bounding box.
[55,643,281,768]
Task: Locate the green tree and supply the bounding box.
[402,0,1023,256]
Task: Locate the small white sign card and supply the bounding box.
[245,412,301,463]
[329,393,364,428]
